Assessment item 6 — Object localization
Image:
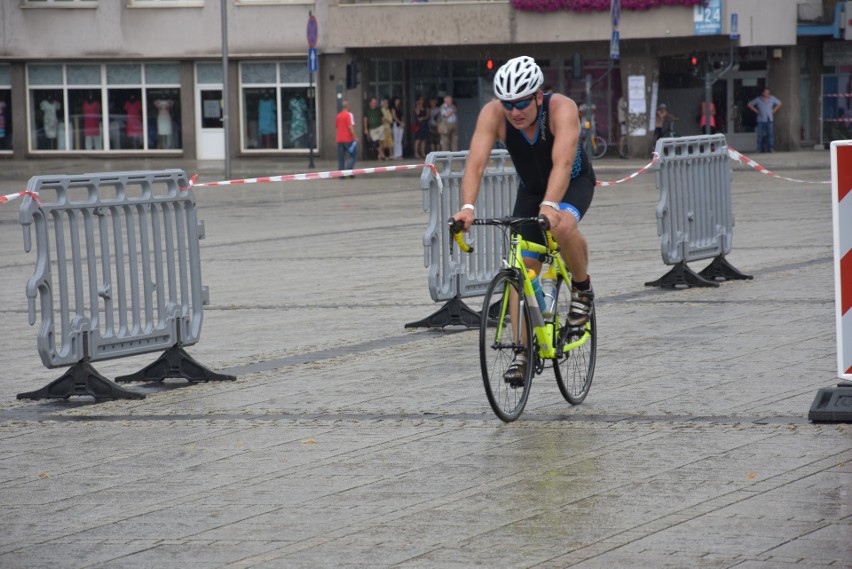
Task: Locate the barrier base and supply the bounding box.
[405,297,481,329]
[808,383,852,423]
[17,361,145,401]
[698,255,754,282]
[114,345,237,383]
[645,261,720,288]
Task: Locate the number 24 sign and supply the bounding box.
[694,0,722,36]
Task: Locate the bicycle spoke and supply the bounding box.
[552,276,596,405]
[480,270,533,422]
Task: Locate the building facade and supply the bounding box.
[0,0,848,163]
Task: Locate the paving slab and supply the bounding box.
[0,150,848,568]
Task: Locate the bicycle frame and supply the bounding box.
[499,227,591,361]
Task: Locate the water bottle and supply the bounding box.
[527,269,546,312]
[540,265,557,319]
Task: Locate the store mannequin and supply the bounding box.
[40,94,61,150]
[154,97,174,149]
[289,96,307,147]
[82,92,102,150]
[258,90,277,148]
[0,98,6,144]
[123,93,142,149]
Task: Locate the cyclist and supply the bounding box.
[451,55,596,382]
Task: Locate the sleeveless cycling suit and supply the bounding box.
[504,93,596,245]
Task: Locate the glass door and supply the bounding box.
[196,88,224,160]
[726,72,766,151]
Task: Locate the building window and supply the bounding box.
[240,60,315,152]
[27,62,181,152]
[127,0,204,7]
[23,0,97,6]
[0,65,11,152]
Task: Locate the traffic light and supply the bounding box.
[689,51,700,76]
[345,62,360,90]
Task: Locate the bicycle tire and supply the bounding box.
[552,276,596,405]
[480,269,534,422]
[590,135,607,160]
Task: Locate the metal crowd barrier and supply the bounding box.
[407,150,518,328]
[647,134,752,288]
[17,169,235,401]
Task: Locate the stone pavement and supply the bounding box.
[0,148,849,568]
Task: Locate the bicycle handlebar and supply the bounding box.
[447,216,551,255]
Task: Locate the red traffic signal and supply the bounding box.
[486,59,494,70]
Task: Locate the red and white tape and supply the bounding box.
[726,147,830,184]
[188,163,442,191]
[0,191,41,206]
[596,154,660,187]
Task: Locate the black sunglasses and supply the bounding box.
[501,96,535,111]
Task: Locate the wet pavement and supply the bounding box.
[0,148,849,568]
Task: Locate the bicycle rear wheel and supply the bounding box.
[590,135,608,160]
[480,269,534,422]
[552,277,596,405]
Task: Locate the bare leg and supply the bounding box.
[549,211,588,283]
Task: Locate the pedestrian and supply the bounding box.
[699,99,717,134]
[747,87,782,152]
[451,56,596,382]
[380,97,394,159]
[654,103,678,141]
[412,95,429,159]
[391,96,405,159]
[363,97,385,160]
[428,97,441,152]
[336,100,357,176]
[439,95,459,151]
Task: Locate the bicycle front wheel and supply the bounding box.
[552,277,596,405]
[590,135,608,160]
[480,270,534,422]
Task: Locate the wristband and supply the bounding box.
[461,204,475,213]
[540,201,561,211]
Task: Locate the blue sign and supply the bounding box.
[610,30,620,60]
[730,13,739,39]
[694,0,722,36]
[308,47,318,73]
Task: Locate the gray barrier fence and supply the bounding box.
[407,150,518,328]
[17,169,234,401]
[647,134,753,288]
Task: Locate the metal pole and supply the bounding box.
[221,0,231,180]
[309,71,315,169]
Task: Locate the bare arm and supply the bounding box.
[453,101,504,229]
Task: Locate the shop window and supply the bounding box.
[240,60,315,152]
[0,65,11,152]
[27,62,181,152]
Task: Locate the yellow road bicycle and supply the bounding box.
[450,216,596,422]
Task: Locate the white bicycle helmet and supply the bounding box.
[493,56,544,101]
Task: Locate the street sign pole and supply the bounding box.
[307,12,318,169]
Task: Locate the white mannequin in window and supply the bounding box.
[154,98,174,149]
[40,94,61,150]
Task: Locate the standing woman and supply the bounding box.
[391,96,405,159]
[380,98,394,160]
[412,95,429,159]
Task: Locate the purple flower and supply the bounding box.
[510,0,704,13]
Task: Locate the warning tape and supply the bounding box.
[595,153,660,187]
[1,148,831,208]
[726,147,831,184]
[188,163,443,192]
[0,191,41,206]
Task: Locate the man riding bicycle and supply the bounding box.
[451,56,596,382]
